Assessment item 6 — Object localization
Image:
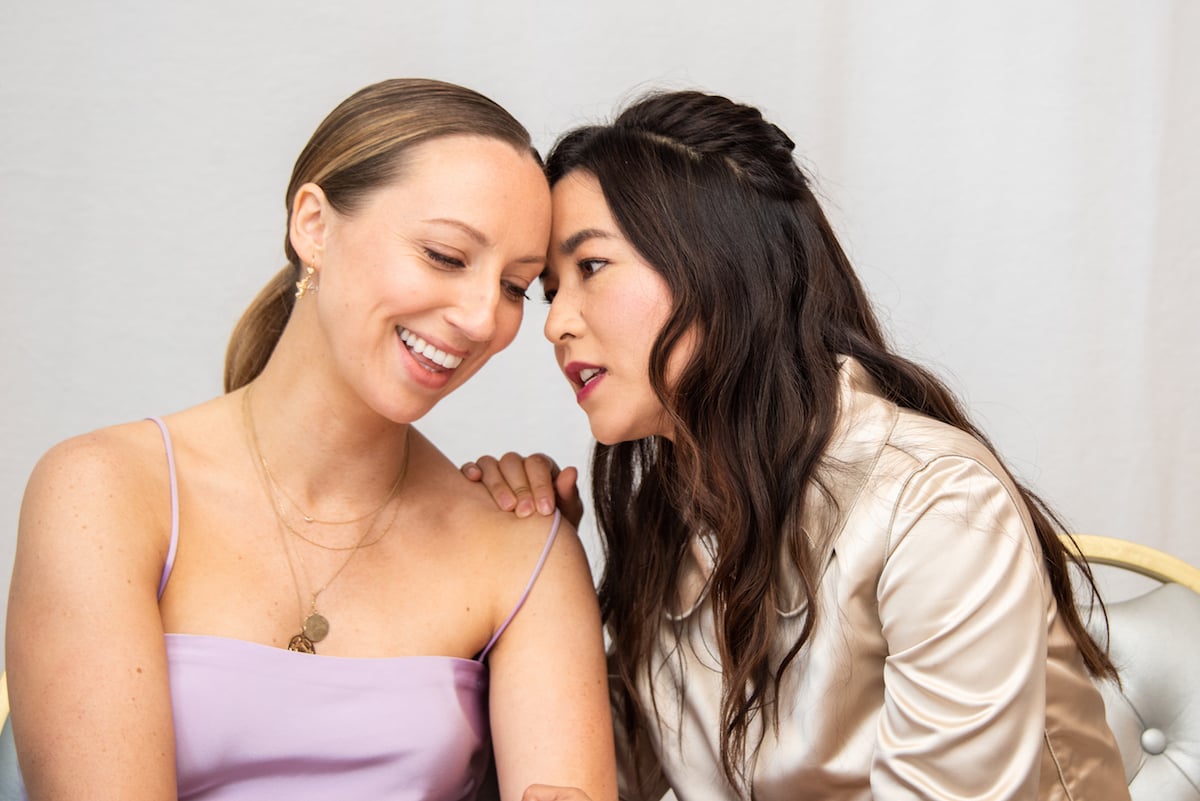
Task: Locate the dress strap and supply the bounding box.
[478,509,562,662]
[147,417,180,600]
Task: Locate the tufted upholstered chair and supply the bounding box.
[1064,534,1200,801]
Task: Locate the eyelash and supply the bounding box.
[503,282,531,302]
[427,248,529,303]
[424,248,465,269]
[542,258,608,303]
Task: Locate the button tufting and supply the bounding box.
[1140,727,1168,755]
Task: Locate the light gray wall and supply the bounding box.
[2,1,1197,669]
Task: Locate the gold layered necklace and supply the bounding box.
[260,443,404,527]
[242,387,409,653]
[276,496,401,652]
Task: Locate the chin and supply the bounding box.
[588,421,660,447]
[587,422,624,447]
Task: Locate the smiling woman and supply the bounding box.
[281,134,549,406]
[6,79,616,801]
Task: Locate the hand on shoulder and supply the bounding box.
[461,451,584,527]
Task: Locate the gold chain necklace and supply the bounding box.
[275,495,401,653]
[272,492,398,551]
[242,386,409,653]
[247,395,406,526]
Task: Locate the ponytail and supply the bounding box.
[224,265,295,392]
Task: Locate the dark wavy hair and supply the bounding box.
[544,90,1116,787]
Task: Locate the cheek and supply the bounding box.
[490,303,525,350]
[663,330,696,387]
[619,295,671,357]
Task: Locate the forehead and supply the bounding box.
[551,171,613,226]
[359,135,550,242]
[400,135,541,196]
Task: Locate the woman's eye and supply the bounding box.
[425,248,465,268]
[579,258,607,276]
[502,282,530,302]
[542,287,558,304]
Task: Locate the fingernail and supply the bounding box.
[516,498,534,517]
[537,498,553,515]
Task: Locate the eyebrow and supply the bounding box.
[559,228,616,255]
[422,218,489,246]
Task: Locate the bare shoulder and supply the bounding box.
[452,466,584,560]
[408,429,585,558]
[430,454,590,601]
[26,419,167,507]
[19,418,174,565]
[398,431,595,636]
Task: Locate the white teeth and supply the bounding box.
[399,328,464,369]
[579,367,602,385]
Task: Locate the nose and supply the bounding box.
[446,273,501,343]
[543,283,581,344]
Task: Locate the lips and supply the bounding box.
[398,327,465,371]
[564,361,607,402]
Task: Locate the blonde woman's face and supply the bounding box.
[307,135,551,422]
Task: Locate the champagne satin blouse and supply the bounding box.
[615,358,1128,801]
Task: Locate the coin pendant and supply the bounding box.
[288,632,316,654]
[303,612,330,643]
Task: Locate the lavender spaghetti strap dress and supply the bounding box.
[19,418,562,800]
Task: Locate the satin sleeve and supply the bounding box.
[872,454,1048,800]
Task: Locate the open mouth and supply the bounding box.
[565,362,607,395]
[398,327,464,372]
[577,366,605,388]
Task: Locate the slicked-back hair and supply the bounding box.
[224,78,538,391]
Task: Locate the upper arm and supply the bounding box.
[6,431,178,800]
[485,517,617,801]
[872,455,1047,799]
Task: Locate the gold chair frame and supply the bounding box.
[1062,533,1200,594]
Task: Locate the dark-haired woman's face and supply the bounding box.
[542,171,680,444]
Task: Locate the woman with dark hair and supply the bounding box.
[466,90,1128,800]
[8,79,616,801]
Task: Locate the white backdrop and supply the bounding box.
[2,1,1196,670]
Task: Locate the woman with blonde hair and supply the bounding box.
[8,78,616,801]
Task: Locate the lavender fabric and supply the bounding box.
[165,635,494,800]
[17,418,560,800]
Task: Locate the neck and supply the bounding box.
[240,371,413,522]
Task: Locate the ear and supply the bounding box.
[289,182,331,268]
